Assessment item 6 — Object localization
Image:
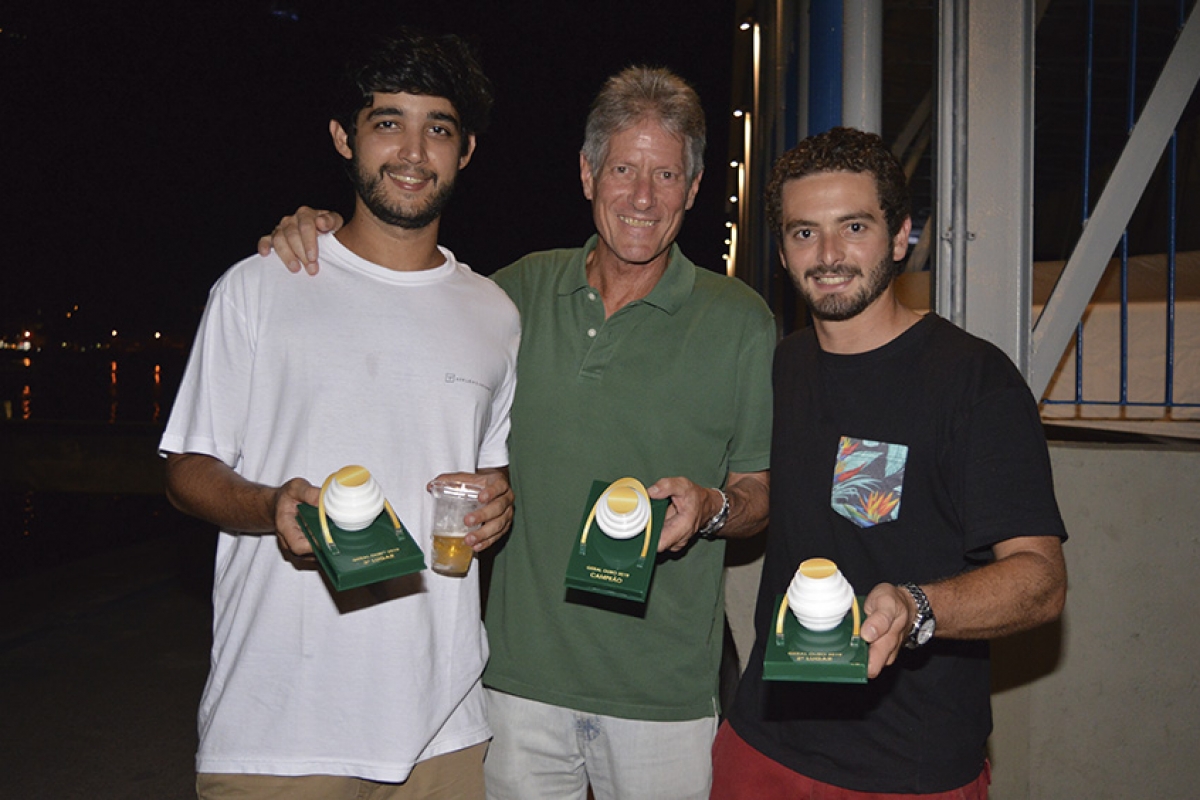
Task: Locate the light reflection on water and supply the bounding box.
[2,349,184,424]
[2,349,189,578]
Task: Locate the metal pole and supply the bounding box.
[842,0,883,134]
[935,0,970,327]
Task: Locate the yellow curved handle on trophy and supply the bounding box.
[317,472,339,550]
[579,477,654,565]
[775,595,862,642]
[317,465,394,553]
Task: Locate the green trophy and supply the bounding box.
[296,465,426,591]
[763,558,869,683]
[564,477,667,603]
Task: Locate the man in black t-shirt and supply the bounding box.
[713,127,1068,798]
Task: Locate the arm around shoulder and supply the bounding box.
[255,206,344,275]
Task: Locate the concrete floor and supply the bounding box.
[1,526,215,799]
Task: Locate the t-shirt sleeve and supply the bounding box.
[490,261,523,309]
[727,300,776,475]
[961,382,1068,554]
[475,312,520,471]
[158,273,254,468]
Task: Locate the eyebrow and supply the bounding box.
[784,210,880,230]
[364,106,461,130]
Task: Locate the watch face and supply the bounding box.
[916,619,936,644]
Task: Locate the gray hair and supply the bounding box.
[581,66,706,184]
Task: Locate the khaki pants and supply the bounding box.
[197,741,487,800]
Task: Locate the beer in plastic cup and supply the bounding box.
[429,480,484,576]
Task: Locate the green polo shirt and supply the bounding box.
[484,236,775,721]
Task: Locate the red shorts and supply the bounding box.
[710,721,990,799]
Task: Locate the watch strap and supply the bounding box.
[899,582,935,649]
[697,488,729,539]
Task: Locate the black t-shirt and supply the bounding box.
[728,313,1067,794]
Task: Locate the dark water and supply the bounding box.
[1,347,187,425]
[2,348,196,581]
[0,491,215,581]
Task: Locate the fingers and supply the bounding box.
[291,207,324,275]
[647,477,711,553]
[274,478,320,557]
[465,500,514,552]
[260,206,344,275]
[273,211,313,275]
[276,522,314,557]
[861,584,912,679]
[430,470,514,551]
[256,233,281,262]
[657,516,694,552]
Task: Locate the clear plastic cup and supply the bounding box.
[429,480,484,576]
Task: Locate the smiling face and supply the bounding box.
[778,170,911,322]
[331,91,475,231]
[581,118,702,271]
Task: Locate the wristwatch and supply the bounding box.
[899,582,936,649]
[697,488,729,539]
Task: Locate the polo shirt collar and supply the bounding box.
[556,235,696,315]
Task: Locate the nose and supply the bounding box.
[629,173,654,210]
[398,128,426,164]
[818,233,845,267]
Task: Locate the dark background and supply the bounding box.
[1,0,737,343]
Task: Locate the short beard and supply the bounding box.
[794,253,895,322]
[348,154,456,230]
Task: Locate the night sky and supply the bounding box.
[1,0,737,342]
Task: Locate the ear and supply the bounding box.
[330,119,354,161]
[458,134,477,170]
[892,216,913,262]
[684,170,704,211]
[580,152,595,201]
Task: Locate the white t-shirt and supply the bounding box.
[160,233,519,782]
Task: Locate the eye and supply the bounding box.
[429,124,452,137]
[792,228,813,240]
[847,222,866,234]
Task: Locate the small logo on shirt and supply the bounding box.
[445,373,492,392]
[831,436,907,528]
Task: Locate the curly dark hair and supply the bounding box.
[332,27,493,156]
[765,127,910,243]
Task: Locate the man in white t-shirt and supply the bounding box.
[160,28,519,800]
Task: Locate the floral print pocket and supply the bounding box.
[831,436,907,528]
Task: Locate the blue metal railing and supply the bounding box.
[1042,0,1198,414]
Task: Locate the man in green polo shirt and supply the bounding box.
[261,65,774,800]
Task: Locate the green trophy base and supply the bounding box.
[296,503,426,591]
[763,594,869,684]
[564,479,667,603]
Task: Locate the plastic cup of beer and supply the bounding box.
[429,480,484,577]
